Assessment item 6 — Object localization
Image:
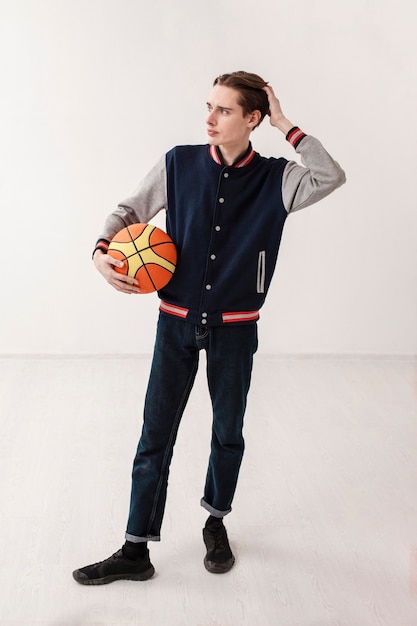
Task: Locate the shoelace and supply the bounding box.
[90,549,123,568]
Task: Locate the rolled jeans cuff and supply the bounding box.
[200,498,231,518]
[125,532,161,543]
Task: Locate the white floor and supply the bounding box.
[0,355,416,626]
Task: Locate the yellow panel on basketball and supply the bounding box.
[108,239,142,261]
[139,247,176,274]
[107,223,177,293]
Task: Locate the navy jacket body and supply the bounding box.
[161,145,288,326]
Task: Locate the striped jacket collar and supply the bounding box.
[209,143,255,168]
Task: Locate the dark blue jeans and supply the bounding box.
[125,313,258,542]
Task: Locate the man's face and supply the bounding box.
[206,85,254,151]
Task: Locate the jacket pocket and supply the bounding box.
[257,250,265,293]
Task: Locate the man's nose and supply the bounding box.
[206,111,216,125]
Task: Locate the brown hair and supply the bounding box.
[213,71,269,129]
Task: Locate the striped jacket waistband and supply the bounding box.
[159,301,259,324]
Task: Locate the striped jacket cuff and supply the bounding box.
[92,238,110,259]
[286,127,307,149]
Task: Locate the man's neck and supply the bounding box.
[217,142,250,167]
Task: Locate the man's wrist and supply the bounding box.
[272,116,294,135]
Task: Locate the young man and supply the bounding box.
[73,72,345,585]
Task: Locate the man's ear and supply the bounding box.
[248,109,262,129]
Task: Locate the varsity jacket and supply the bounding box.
[95,128,345,326]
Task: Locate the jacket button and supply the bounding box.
[202,319,207,325]
[202,312,207,317]
[210,254,216,260]
[206,284,212,290]
[224,172,229,178]
[218,197,225,203]
[215,225,221,231]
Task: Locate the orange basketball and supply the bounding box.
[107,223,177,293]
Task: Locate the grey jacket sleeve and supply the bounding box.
[282,135,346,213]
[99,155,167,241]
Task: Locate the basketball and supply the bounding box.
[107,223,177,293]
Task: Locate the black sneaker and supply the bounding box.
[203,517,235,574]
[72,548,155,585]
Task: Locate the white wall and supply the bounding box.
[1,0,416,356]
